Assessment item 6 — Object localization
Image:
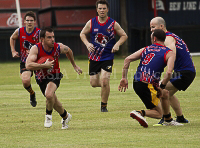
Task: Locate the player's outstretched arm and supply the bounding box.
[26,45,54,70]
[118,48,144,92]
[10,28,20,58]
[59,43,82,75]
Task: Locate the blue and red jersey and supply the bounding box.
[134,43,172,86]
[166,31,195,72]
[35,42,60,81]
[19,27,40,63]
[89,16,116,61]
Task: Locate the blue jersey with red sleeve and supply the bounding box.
[134,43,172,87]
[89,16,116,61]
[19,27,40,63]
[166,31,195,72]
[35,42,60,81]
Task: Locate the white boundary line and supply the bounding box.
[191,53,200,56]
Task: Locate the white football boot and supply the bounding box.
[163,120,184,126]
[44,114,52,128]
[130,110,148,128]
[61,113,72,129]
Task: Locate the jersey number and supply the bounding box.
[142,53,155,65]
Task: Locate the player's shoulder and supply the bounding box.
[35,27,40,31]
[19,26,25,31]
[109,17,115,21]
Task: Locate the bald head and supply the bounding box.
[153,17,166,27]
[150,17,167,32]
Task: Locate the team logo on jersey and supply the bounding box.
[95,33,109,47]
[23,40,34,50]
[22,36,26,39]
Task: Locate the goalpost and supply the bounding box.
[15,0,22,28]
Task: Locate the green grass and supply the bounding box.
[0,57,199,148]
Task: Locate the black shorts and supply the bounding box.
[133,81,160,109]
[20,62,33,76]
[36,73,63,96]
[170,70,196,91]
[89,59,113,75]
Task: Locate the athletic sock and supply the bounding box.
[60,109,67,120]
[25,85,35,95]
[136,110,145,117]
[101,102,107,108]
[163,113,173,122]
[46,109,53,115]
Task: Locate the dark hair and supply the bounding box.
[24,11,36,20]
[152,29,166,42]
[96,0,109,9]
[40,27,54,38]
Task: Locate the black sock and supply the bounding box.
[60,109,67,119]
[136,110,145,117]
[163,113,173,122]
[46,109,53,115]
[25,85,35,95]
[101,102,107,108]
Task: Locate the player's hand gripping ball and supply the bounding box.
[36,56,54,73]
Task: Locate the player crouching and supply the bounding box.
[119,29,183,127]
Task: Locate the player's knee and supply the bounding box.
[162,89,169,99]
[101,79,109,87]
[90,80,99,87]
[22,78,31,86]
[45,92,54,100]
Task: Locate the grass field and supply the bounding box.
[0,57,199,148]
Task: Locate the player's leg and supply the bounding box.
[134,81,162,119]
[43,81,57,128]
[21,68,36,107]
[165,82,182,115]
[166,81,190,123]
[100,69,111,112]
[145,103,162,119]
[45,81,57,112]
[99,60,113,112]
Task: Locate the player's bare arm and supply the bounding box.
[26,45,54,70]
[160,50,175,86]
[59,43,82,75]
[112,22,128,53]
[165,36,176,58]
[80,20,94,52]
[118,48,144,92]
[10,28,20,58]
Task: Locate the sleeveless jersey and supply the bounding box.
[19,27,40,63]
[134,43,172,87]
[35,42,60,81]
[89,16,116,61]
[166,31,195,72]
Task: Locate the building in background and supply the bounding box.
[0,0,199,61]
